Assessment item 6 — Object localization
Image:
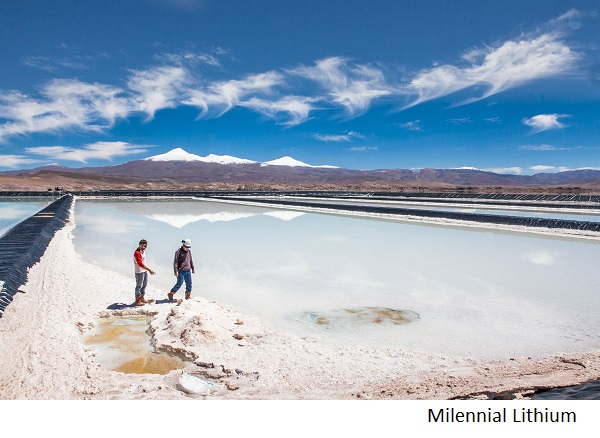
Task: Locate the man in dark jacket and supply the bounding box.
[168,238,195,301]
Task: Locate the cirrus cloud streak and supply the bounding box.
[26,141,149,163]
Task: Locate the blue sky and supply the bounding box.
[0,0,599,174]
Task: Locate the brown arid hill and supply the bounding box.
[3,161,600,194]
[2,169,600,195]
[0,170,452,192]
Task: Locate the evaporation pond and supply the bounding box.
[84,315,188,374]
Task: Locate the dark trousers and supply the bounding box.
[171,270,192,293]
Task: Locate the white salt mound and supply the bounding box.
[178,373,224,396]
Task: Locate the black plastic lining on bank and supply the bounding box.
[212,197,600,232]
[0,195,73,318]
[3,190,600,203]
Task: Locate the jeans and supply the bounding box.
[135,272,148,297]
[171,270,192,293]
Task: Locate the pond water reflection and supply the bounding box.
[72,199,600,359]
[0,199,49,237]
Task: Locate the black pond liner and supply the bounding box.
[4,190,599,206]
[213,197,600,232]
[0,194,73,318]
[531,379,600,400]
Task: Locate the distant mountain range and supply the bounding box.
[2,148,600,191]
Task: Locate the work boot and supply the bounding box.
[135,295,144,306]
[185,292,191,300]
[140,294,148,303]
[167,292,175,301]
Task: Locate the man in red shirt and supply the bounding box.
[133,239,156,306]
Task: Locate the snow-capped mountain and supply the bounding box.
[203,154,257,165]
[145,148,257,164]
[145,148,336,168]
[262,156,311,167]
[262,156,338,168]
[144,148,203,162]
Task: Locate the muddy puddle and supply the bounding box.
[84,315,189,374]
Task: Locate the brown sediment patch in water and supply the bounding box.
[115,353,188,375]
[84,315,189,374]
[371,308,417,325]
[296,307,419,329]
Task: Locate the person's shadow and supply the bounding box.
[106,299,174,310]
[106,302,136,310]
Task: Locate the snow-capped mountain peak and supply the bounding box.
[144,148,204,162]
[262,156,311,167]
[261,156,338,168]
[203,154,257,165]
[145,148,256,164]
[144,148,335,168]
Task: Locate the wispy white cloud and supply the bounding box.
[530,165,577,173]
[484,166,523,175]
[447,117,473,124]
[348,146,378,152]
[519,143,579,150]
[0,79,131,141]
[530,165,559,172]
[127,66,193,121]
[238,96,316,126]
[185,71,285,118]
[552,8,585,28]
[290,57,392,117]
[313,131,365,142]
[0,66,295,141]
[20,54,96,72]
[405,29,580,107]
[157,51,221,67]
[522,114,570,133]
[397,120,423,131]
[26,141,148,163]
[20,56,56,71]
[0,154,42,168]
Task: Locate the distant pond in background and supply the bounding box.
[0,199,49,237]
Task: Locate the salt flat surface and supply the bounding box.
[1,199,599,400]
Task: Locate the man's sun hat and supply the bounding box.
[182,238,192,248]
